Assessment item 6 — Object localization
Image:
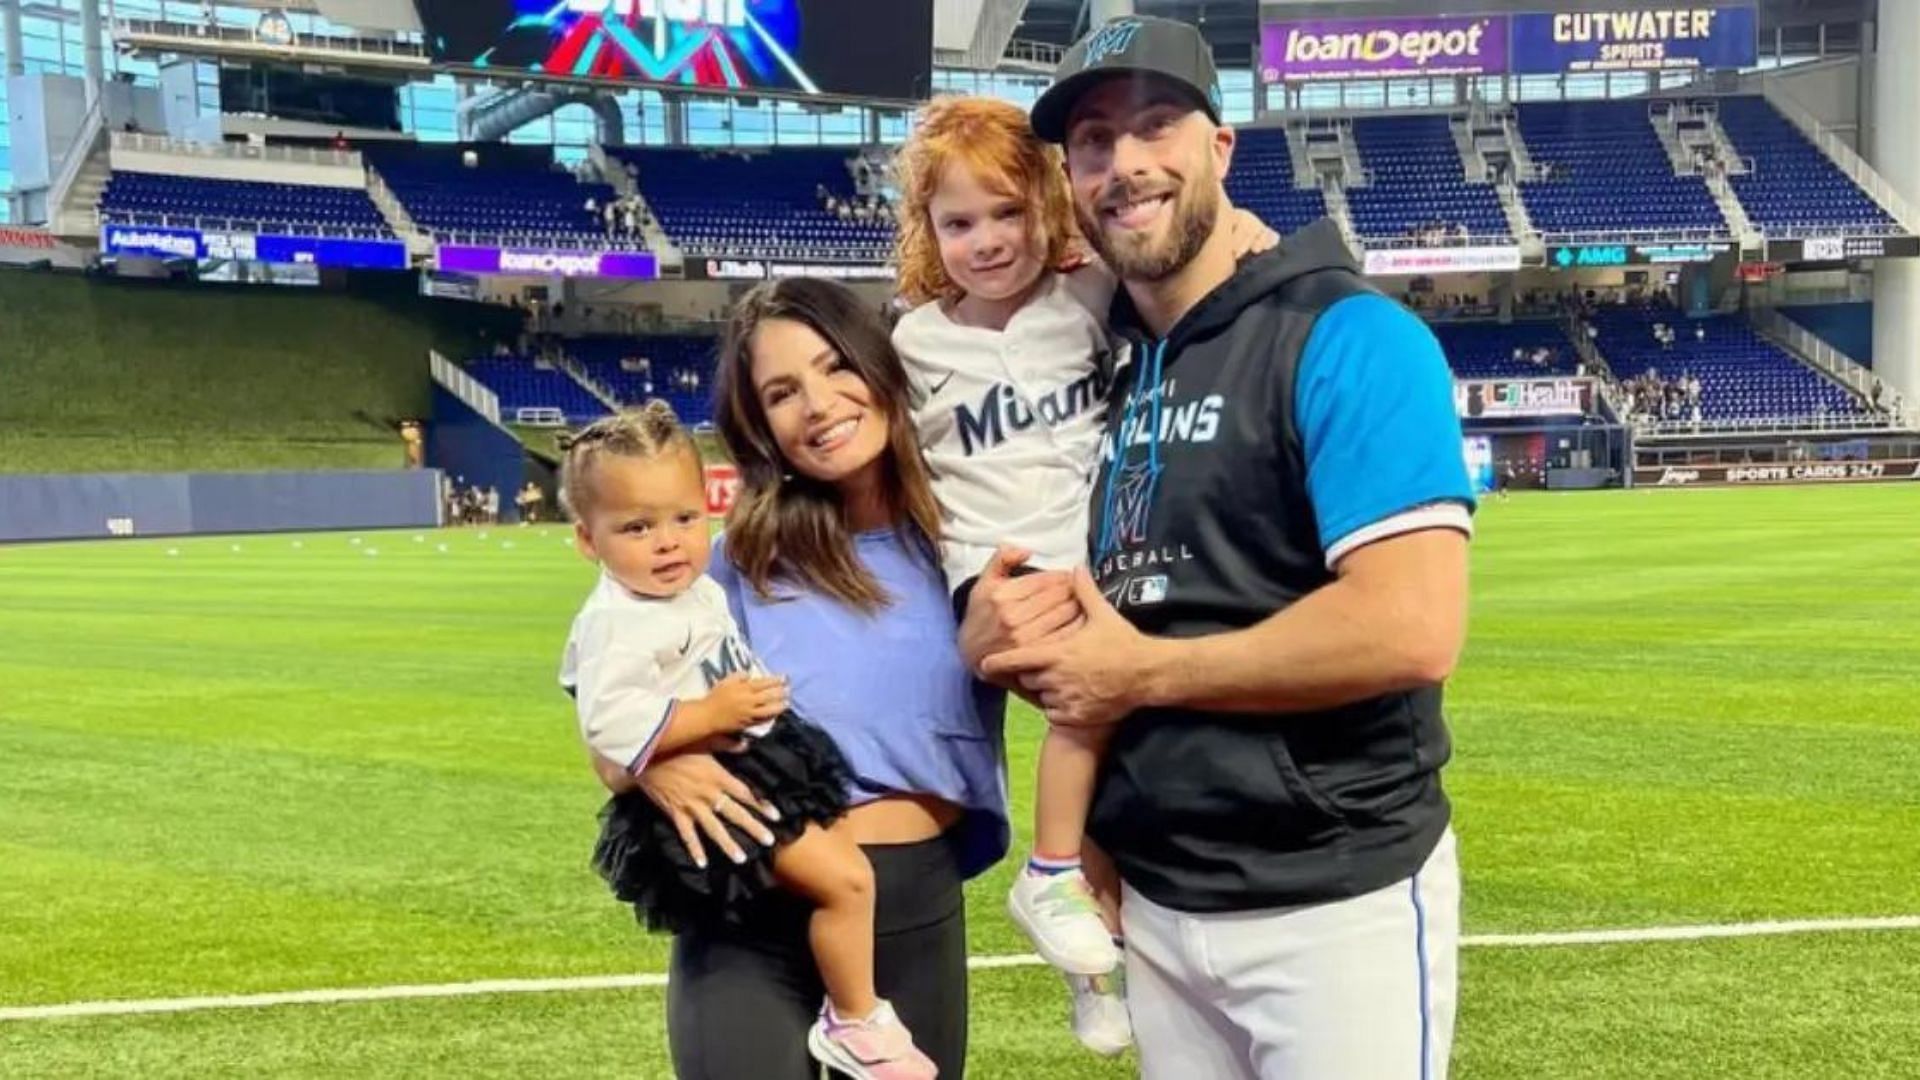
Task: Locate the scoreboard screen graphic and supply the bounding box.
[416,0,932,102]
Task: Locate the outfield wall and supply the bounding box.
[0,470,440,543]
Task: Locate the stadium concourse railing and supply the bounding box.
[1633,412,1908,438]
[111,18,431,72]
[111,131,364,170]
[94,209,398,241]
[427,227,655,253]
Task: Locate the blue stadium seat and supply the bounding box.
[1431,321,1579,379]
[1516,102,1728,239]
[612,147,892,263]
[98,171,393,238]
[1224,130,1329,236]
[1593,307,1863,421]
[367,145,624,248]
[1717,97,1900,239]
[566,336,719,426]
[463,356,610,424]
[1347,115,1509,243]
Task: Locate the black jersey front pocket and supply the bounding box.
[1099,717,1348,854]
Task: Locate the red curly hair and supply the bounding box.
[891,95,1078,307]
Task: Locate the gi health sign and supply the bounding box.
[1510,6,1756,73]
[1261,15,1506,82]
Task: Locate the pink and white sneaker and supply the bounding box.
[806,999,939,1079]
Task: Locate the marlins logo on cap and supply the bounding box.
[1031,14,1224,143]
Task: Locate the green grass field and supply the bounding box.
[3,485,1918,1078]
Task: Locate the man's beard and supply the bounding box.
[1077,156,1221,284]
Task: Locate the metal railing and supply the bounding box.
[1635,413,1903,438]
[1538,227,1737,246]
[113,18,430,66]
[97,210,397,240]
[1760,79,1920,236]
[1359,231,1517,250]
[1748,305,1878,403]
[47,93,108,229]
[111,131,363,170]
[431,351,503,428]
[430,228,655,253]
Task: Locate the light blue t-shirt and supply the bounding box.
[1295,293,1477,558]
[709,529,1010,881]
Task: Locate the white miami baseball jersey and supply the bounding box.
[559,572,769,773]
[893,268,1124,589]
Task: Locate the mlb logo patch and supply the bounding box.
[1125,575,1169,606]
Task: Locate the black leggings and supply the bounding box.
[666,832,969,1078]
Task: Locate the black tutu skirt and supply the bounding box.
[592,713,853,934]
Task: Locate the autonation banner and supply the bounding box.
[1510,6,1757,74]
[437,245,660,279]
[102,224,204,260]
[1261,14,1507,82]
[102,225,408,270]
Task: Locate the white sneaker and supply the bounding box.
[1007,869,1121,975]
[1067,965,1133,1057]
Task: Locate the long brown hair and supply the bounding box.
[714,278,943,611]
[892,95,1078,306]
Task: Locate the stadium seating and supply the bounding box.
[565,336,719,425]
[1516,102,1728,238]
[1346,115,1509,243]
[367,145,624,248]
[98,171,392,237]
[463,356,610,424]
[1591,307,1863,421]
[613,147,892,262]
[1717,97,1900,238]
[1431,321,1580,379]
[1779,301,1874,367]
[1223,130,1329,237]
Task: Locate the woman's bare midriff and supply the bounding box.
[839,793,963,846]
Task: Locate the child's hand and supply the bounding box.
[1227,208,1280,260]
[702,673,789,733]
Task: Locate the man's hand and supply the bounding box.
[957,546,1083,683]
[979,568,1159,728]
[635,753,780,870]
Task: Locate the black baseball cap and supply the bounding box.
[1031,15,1224,144]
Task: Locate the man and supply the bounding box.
[972,15,1472,1079]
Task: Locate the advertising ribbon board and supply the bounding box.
[1635,460,1920,488]
[1509,6,1757,74]
[1260,14,1508,82]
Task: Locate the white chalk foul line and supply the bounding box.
[5,915,1918,1023]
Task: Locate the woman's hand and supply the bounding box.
[635,753,781,870]
[958,546,1085,684]
[1227,207,1280,261]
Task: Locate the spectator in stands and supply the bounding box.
[605,278,1004,1078]
[332,131,349,153]
[1872,377,1886,413]
[1694,324,1706,344]
[603,201,619,237]
[977,19,1472,1077]
[585,195,599,218]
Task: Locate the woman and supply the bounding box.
[597,277,1008,1078]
